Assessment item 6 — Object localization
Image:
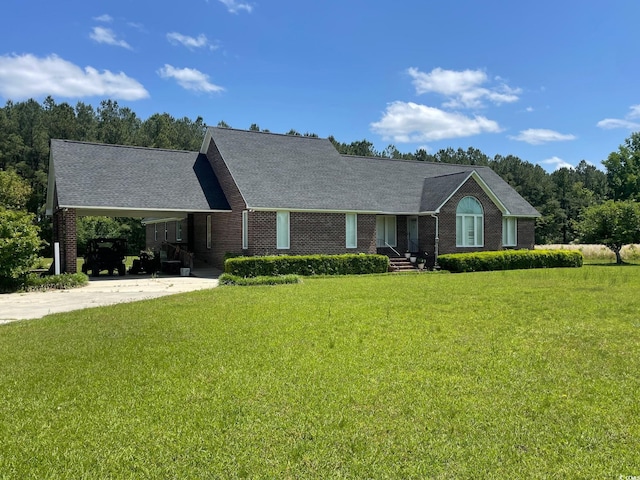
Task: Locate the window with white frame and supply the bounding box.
[276,211,290,249]
[502,217,517,247]
[376,215,397,248]
[176,221,182,242]
[242,210,248,250]
[456,196,484,247]
[345,213,357,248]
[206,215,212,249]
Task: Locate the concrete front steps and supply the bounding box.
[388,256,420,272]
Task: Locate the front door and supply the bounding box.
[407,216,418,252]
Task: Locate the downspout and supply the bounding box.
[431,213,439,268]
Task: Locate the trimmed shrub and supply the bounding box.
[437,249,583,273]
[219,273,302,286]
[21,273,89,292]
[0,272,89,293]
[224,254,389,278]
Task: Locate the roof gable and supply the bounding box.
[427,170,508,214]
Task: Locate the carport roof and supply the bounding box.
[47,139,230,217]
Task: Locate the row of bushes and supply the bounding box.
[0,272,89,293]
[218,273,302,286]
[224,254,389,278]
[437,249,583,273]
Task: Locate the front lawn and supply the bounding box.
[1,267,639,478]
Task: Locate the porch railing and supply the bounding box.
[385,242,402,257]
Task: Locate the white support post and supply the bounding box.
[54,242,61,275]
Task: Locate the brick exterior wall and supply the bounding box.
[53,208,77,273]
[244,211,377,257]
[196,141,248,267]
[436,177,503,254]
[516,218,535,249]
[186,211,379,269]
[145,219,188,252]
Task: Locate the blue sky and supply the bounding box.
[1,0,639,171]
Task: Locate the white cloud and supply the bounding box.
[157,64,224,93]
[597,104,640,130]
[509,128,576,145]
[407,67,521,109]
[370,101,502,143]
[0,53,149,100]
[541,156,574,171]
[597,118,640,130]
[525,106,534,112]
[90,26,132,50]
[218,0,253,13]
[93,14,113,23]
[167,32,216,50]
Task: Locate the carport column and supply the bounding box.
[53,208,77,274]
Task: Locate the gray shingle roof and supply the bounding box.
[48,130,540,218]
[206,128,540,216]
[49,140,230,215]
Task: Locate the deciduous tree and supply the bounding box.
[602,132,640,201]
[577,200,640,264]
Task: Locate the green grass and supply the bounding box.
[39,256,137,272]
[1,268,639,478]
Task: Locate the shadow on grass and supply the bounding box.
[585,261,640,267]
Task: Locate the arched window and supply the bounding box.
[456,196,483,247]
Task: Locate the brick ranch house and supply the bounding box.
[46,127,539,273]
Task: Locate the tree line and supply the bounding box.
[1,97,639,254]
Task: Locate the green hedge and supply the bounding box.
[218,273,302,286]
[437,249,583,273]
[0,272,89,293]
[224,254,389,277]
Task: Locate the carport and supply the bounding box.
[46,139,231,273]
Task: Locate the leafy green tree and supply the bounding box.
[76,216,145,255]
[602,132,640,201]
[382,144,402,159]
[0,208,42,281]
[328,137,379,157]
[433,147,490,166]
[413,148,431,162]
[75,102,99,142]
[577,200,640,264]
[575,160,608,199]
[173,116,207,151]
[0,169,32,209]
[551,165,603,243]
[137,113,176,149]
[97,100,140,145]
[43,96,78,140]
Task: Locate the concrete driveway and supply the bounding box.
[0,271,220,324]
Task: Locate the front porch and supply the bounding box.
[375,214,438,268]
